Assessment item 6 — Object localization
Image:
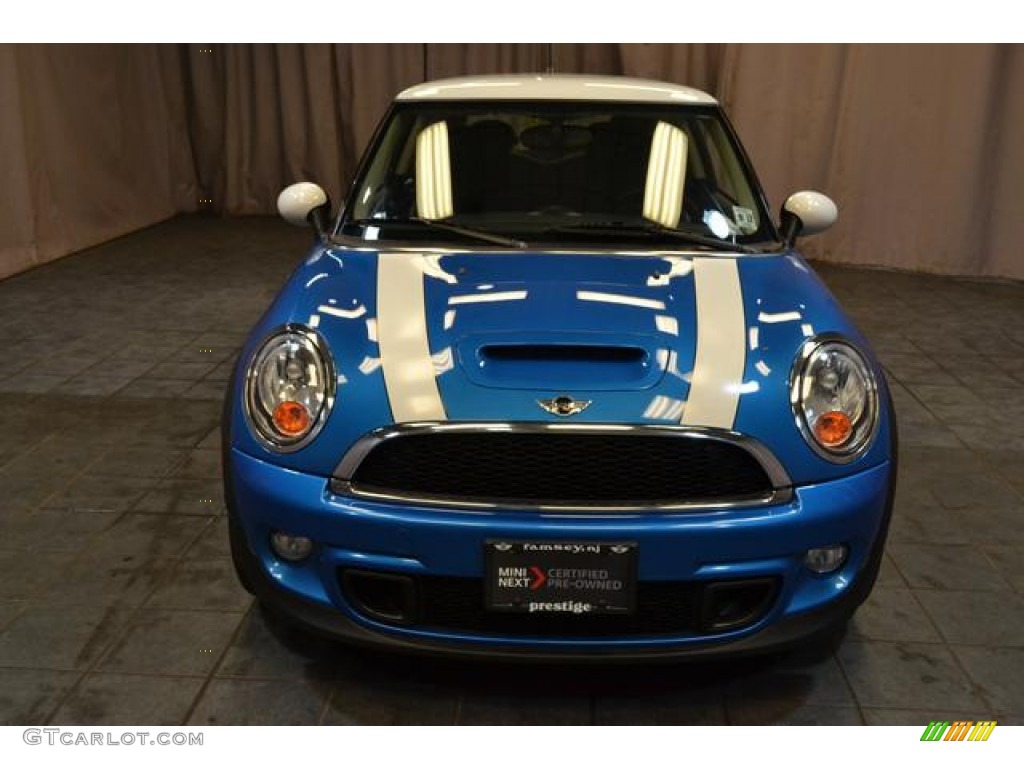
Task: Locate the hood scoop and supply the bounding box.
[460,338,664,391]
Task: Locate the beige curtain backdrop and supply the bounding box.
[1,43,1021,281]
[0,45,195,279]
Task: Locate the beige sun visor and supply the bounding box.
[642,121,688,229]
[415,121,454,220]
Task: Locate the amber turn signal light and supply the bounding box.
[814,410,853,447]
[272,401,311,436]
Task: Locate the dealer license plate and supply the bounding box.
[485,540,636,615]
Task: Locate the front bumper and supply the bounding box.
[226,447,893,660]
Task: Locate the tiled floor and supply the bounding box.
[1,216,1022,725]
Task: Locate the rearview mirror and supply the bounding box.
[277,182,331,238]
[780,191,837,247]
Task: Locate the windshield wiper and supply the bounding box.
[351,217,527,249]
[545,221,756,254]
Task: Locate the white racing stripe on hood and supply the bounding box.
[681,257,746,429]
[377,253,447,422]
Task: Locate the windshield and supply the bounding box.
[339,101,776,249]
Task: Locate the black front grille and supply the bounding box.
[338,570,780,638]
[342,430,775,506]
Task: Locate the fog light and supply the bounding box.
[270,531,313,562]
[805,544,848,574]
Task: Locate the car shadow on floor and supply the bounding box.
[257,604,845,724]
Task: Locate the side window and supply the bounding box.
[352,115,419,221]
[689,118,760,234]
[692,120,737,199]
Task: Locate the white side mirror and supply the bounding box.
[781,190,838,245]
[277,182,330,234]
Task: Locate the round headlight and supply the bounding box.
[791,337,878,462]
[244,327,335,451]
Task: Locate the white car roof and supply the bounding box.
[396,74,717,105]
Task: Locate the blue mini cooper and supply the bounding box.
[224,74,896,660]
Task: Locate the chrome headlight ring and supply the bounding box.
[243,325,336,453]
[789,333,879,464]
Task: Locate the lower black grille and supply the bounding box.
[340,429,776,507]
[340,570,779,638]
[418,577,704,637]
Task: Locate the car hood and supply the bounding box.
[232,245,892,485]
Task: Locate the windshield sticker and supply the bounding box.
[732,206,757,234]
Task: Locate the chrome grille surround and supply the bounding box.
[330,422,793,512]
